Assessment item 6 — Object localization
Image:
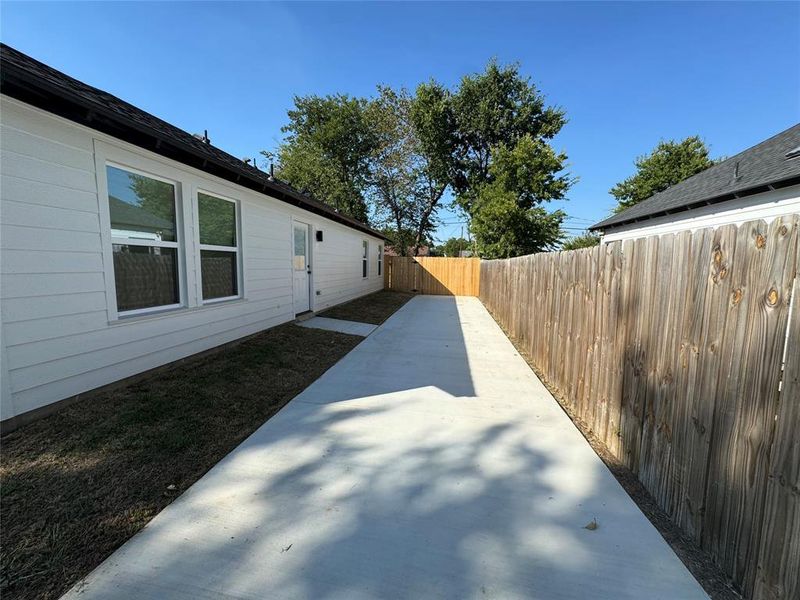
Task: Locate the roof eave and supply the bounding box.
[0,63,389,242]
[589,174,800,233]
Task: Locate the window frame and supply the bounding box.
[362,240,369,278]
[103,159,185,318]
[195,189,242,304]
[377,243,383,277]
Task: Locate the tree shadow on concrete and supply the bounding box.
[63,297,707,600]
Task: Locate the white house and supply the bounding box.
[590,124,800,242]
[0,45,387,431]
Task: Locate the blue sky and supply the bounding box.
[3,1,798,242]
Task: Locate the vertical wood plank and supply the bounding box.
[704,217,798,593]
[754,216,800,600]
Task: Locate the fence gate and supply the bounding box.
[384,256,480,296]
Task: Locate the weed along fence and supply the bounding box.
[480,215,800,600]
[384,256,480,296]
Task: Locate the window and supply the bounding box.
[106,165,180,313]
[198,192,239,301]
[362,240,368,278]
[294,225,307,271]
[377,244,383,276]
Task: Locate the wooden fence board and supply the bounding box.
[624,235,661,473]
[669,229,713,526]
[603,243,624,450]
[640,232,685,510]
[703,217,798,592]
[608,240,632,457]
[617,238,642,467]
[479,216,800,598]
[681,224,739,543]
[754,217,800,600]
[639,233,672,496]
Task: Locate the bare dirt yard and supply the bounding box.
[320,290,414,324]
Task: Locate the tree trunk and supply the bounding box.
[395,213,407,256]
[413,184,446,257]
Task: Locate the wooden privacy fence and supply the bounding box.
[384,256,480,296]
[480,215,799,600]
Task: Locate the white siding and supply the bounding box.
[600,186,800,243]
[0,97,383,421]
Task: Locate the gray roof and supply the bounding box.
[590,124,800,231]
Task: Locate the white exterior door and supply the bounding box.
[293,222,311,314]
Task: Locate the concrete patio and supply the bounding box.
[63,296,707,600]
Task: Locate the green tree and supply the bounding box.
[276,94,376,222]
[471,187,564,258]
[269,60,571,259]
[438,237,471,257]
[129,174,175,222]
[365,87,416,254]
[366,85,454,255]
[611,136,715,213]
[407,81,457,254]
[469,135,567,258]
[377,226,415,254]
[561,232,600,250]
[445,61,571,256]
[450,60,568,215]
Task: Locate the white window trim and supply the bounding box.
[117,301,184,318]
[362,240,369,278]
[95,140,255,321]
[97,151,189,320]
[377,244,383,277]
[195,189,242,304]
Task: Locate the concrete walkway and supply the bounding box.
[63,296,707,600]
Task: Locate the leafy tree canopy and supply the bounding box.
[468,134,568,258]
[436,237,471,257]
[445,61,571,257]
[561,232,600,250]
[277,94,376,222]
[366,85,452,255]
[471,185,564,258]
[487,134,571,208]
[450,60,568,215]
[376,226,418,255]
[270,60,572,259]
[611,136,715,213]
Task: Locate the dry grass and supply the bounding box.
[319,290,415,325]
[0,323,363,600]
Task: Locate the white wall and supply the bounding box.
[0,96,383,422]
[600,186,800,243]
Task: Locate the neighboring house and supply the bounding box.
[590,124,800,242]
[0,44,387,430]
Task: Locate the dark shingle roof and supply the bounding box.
[590,124,800,232]
[0,44,387,241]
